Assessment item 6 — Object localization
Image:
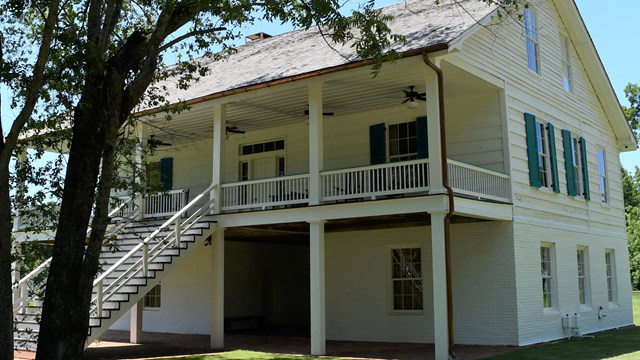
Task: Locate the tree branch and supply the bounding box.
[97,0,124,54]
[0,0,61,161]
[160,27,226,52]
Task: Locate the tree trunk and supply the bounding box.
[35,103,107,359]
[0,164,14,360]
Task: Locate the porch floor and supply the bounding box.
[65,330,516,359]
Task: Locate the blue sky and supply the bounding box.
[2,0,639,169]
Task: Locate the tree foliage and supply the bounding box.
[0,0,529,357]
[623,83,640,141]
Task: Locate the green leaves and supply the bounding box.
[623,83,640,142]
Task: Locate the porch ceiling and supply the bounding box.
[144,55,497,145]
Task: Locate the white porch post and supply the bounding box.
[431,211,449,360]
[426,59,444,194]
[12,150,27,232]
[11,243,22,285]
[211,104,227,214]
[135,124,147,220]
[309,220,326,355]
[210,226,225,349]
[130,299,143,344]
[308,82,324,205]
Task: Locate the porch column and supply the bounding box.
[130,299,143,344]
[426,59,445,194]
[135,124,147,220]
[308,82,324,205]
[210,226,225,349]
[12,149,27,232]
[430,211,449,360]
[309,220,326,355]
[211,104,227,214]
[11,243,22,285]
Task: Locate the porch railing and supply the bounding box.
[220,174,309,211]
[322,159,429,201]
[448,160,510,202]
[143,189,189,218]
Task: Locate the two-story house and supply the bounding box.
[12,0,635,359]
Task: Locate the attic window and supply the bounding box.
[246,32,272,42]
[524,8,539,73]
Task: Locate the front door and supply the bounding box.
[252,156,276,180]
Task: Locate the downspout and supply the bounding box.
[423,53,456,358]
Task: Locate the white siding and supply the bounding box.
[448,0,631,344]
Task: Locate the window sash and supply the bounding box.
[577,249,586,305]
[388,121,418,162]
[391,248,423,311]
[561,36,572,91]
[597,148,608,203]
[525,9,539,73]
[540,246,553,308]
[536,121,551,187]
[605,251,615,303]
[571,137,583,194]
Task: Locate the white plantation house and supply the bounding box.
[11,0,636,359]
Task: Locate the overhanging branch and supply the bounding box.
[160,27,227,52]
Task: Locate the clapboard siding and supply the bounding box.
[451,0,625,228]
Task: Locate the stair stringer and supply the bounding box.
[85,219,216,346]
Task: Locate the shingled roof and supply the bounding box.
[156,0,496,106]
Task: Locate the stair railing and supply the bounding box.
[12,197,139,315]
[91,183,215,318]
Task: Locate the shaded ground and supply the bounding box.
[77,330,516,360]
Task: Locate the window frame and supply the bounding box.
[388,121,418,163]
[389,246,424,313]
[144,283,162,310]
[535,120,552,188]
[571,136,584,197]
[577,247,591,308]
[524,8,540,74]
[561,35,573,92]
[605,249,617,305]
[540,244,556,310]
[597,147,608,203]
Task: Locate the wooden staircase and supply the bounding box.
[13,185,216,351]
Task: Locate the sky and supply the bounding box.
[1,0,639,169]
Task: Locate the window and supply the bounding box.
[241,139,285,155]
[146,161,161,189]
[562,130,590,199]
[239,161,249,181]
[571,137,584,195]
[391,248,423,311]
[388,121,417,162]
[577,247,590,306]
[146,158,172,191]
[541,245,555,309]
[561,35,572,92]
[277,156,286,177]
[597,148,608,203]
[605,250,617,304]
[144,284,161,309]
[536,121,552,187]
[524,8,540,73]
[525,114,559,191]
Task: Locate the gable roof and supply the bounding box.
[153,0,496,107]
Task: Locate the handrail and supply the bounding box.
[220,173,309,188]
[447,159,510,179]
[12,196,139,314]
[321,158,428,175]
[91,184,215,310]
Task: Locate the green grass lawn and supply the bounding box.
[163,294,640,360]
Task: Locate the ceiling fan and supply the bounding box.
[147,135,172,148]
[226,126,246,134]
[402,85,426,109]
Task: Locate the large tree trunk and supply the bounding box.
[35,103,107,359]
[0,165,14,360]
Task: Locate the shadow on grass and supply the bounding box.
[482,326,640,360]
[160,350,341,360]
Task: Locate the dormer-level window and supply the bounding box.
[561,35,573,92]
[524,8,540,73]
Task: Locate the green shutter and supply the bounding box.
[369,123,386,165]
[580,137,590,200]
[562,130,577,196]
[524,113,541,187]
[416,116,428,159]
[546,122,560,193]
[160,157,173,190]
